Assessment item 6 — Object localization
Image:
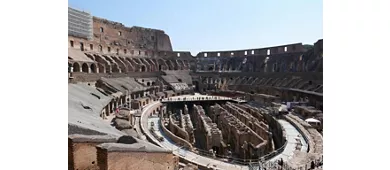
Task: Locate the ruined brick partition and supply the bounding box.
[96,143,179,170]
[68,135,117,170]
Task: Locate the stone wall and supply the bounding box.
[194,39,322,73]
[161,117,193,150]
[68,135,117,170]
[168,114,190,142]
[96,143,178,170]
[91,17,171,52]
[70,71,162,83]
[104,152,177,170]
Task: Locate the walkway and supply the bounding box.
[269,119,308,162]
[161,93,246,104]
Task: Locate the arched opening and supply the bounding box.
[98,63,105,73]
[158,64,162,71]
[147,82,151,86]
[112,64,120,73]
[106,65,111,73]
[141,65,146,72]
[73,62,80,72]
[208,66,214,71]
[90,63,97,73]
[82,63,89,73]
[178,79,182,83]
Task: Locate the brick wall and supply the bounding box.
[68,135,116,170]
[97,149,179,170]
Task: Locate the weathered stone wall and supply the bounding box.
[195,39,322,73]
[161,117,193,150]
[70,72,162,83]
[93,17,172,52]
[68,135,116,170]
[168,114,190,142]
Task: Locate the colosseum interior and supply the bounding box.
[68,6,323,170]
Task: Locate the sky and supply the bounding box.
[69,0,322,55]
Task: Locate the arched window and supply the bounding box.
[100,27,104,33]
[73,62,80,72]
[82,63,89,73]
[90,63,97,73]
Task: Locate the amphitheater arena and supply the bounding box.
[68,7,323,170]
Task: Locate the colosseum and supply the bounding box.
[68,6,323,170]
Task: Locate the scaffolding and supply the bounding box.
[68,7,92,39]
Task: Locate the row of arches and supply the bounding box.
[69,62,97,73]
[69,55,192,74]
[196,56,319,73]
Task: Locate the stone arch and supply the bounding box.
[90,63,97,73]
[290,62,296,72]
[183,60,189,67]
[98,63,105,73]
[111,56,128,73]
[73,62,81,72]
[82,63,89,73]
[157,59,166,71]
[141,65,146,72]
[167,60,174,70]
[112,64,120,73]
[173,60,179,70]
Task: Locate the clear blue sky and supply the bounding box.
[69,0,322,55]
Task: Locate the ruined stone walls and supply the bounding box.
[168,114,190,142]
[93,17,172,52]
[68,16,173,58]
[192,104,223,151]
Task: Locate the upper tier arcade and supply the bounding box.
[195,40,323,73]
[196,43,306,58]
